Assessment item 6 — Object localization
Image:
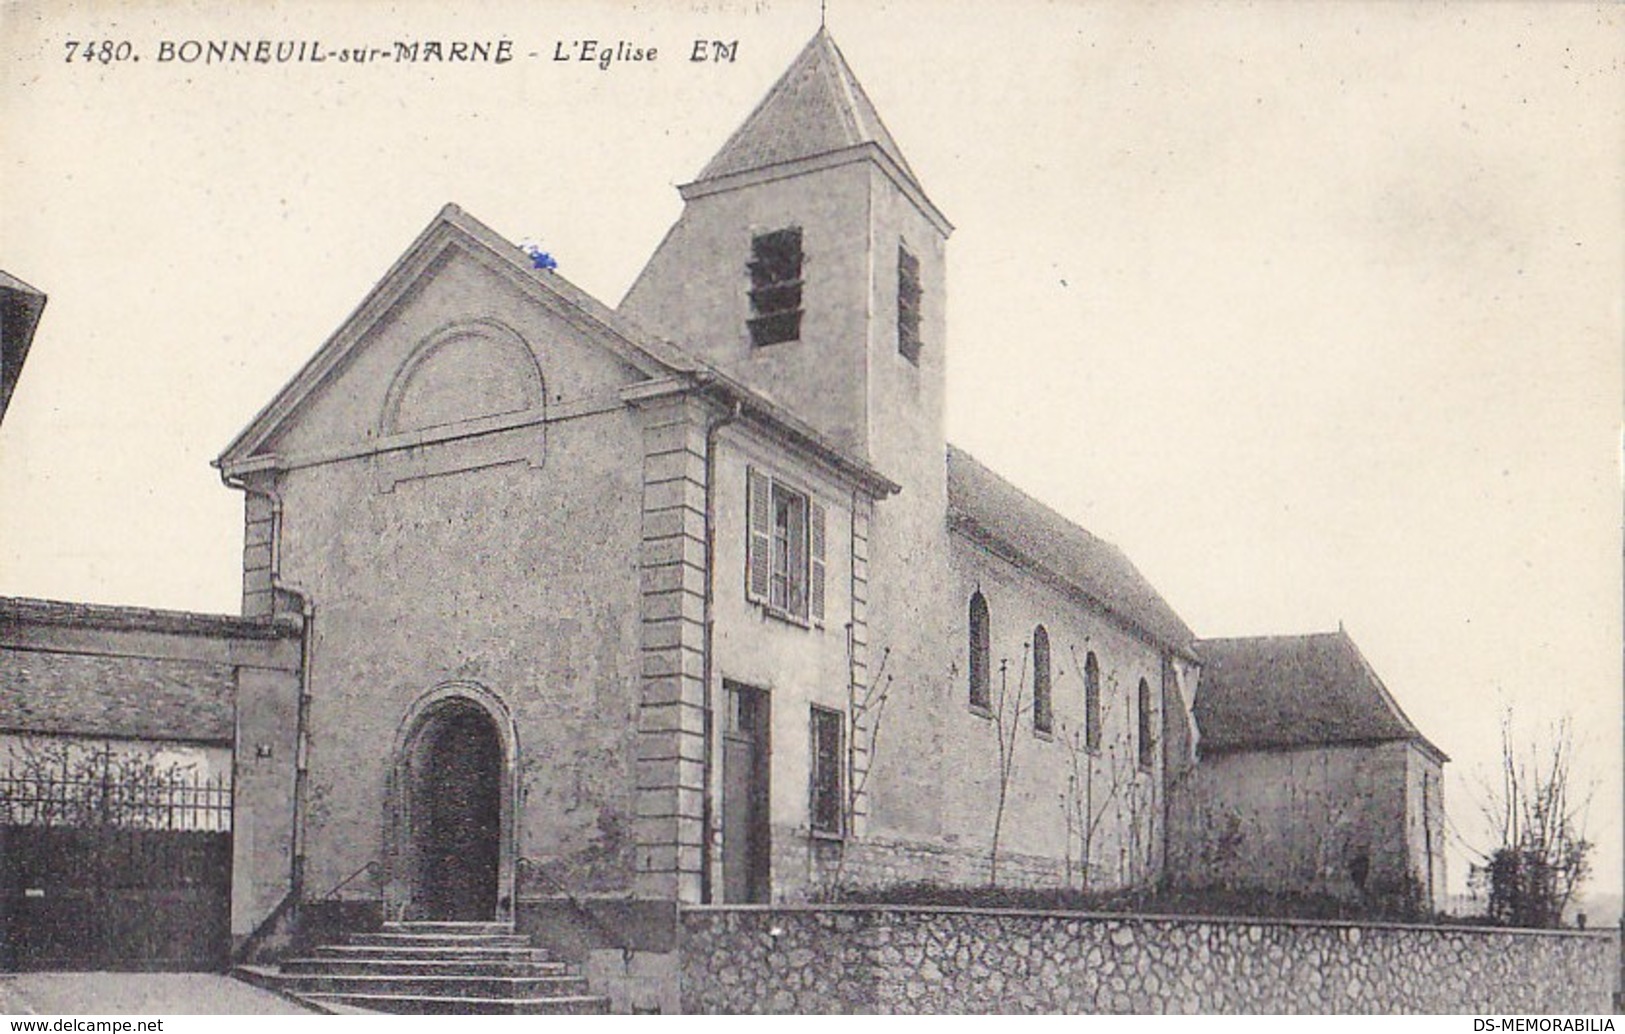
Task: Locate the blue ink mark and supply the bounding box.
[520,241,558,271]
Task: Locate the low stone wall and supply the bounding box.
[680,905,1618,1013]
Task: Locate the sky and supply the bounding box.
[1,0,1620,907]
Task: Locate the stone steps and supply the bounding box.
[294,991,610,1015]
[282,956,572,978]
[237,921,608,1015]
[380,921,511,935]
[276,972,591,999]
[345,931,531,949]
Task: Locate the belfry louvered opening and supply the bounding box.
[748,228,804,347]
[897,243,922,363]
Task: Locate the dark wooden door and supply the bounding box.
[721,682,770,903]
[413,708,501,921]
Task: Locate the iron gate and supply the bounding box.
[0,751,231,971]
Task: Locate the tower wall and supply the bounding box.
[621,162,876,458]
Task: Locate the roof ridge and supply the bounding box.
[441,206,703,376]
[1197,630,1344,645]
[218,203,696,466]
[0,595,300,639]
[0,269,45,296]
[1,594,240,618]
[817,31,918,182]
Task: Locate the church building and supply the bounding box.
[204,28,1441,958]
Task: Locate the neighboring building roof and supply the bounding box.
[0,269,47,427]
[946,444,1197,658]
[0,597,296,744]
[696,28,921,190]
[1193,630,1447,762]
[0,649,236,744]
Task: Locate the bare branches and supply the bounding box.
[988,645,1031,885]
[849,645,893,827]
[826,642,894,895]
[2,737,208,830]
[1469,710,1594,928]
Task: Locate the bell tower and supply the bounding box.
[619,28,952,483]
[621,26,959,852]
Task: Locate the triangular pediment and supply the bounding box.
[218,205,695,471]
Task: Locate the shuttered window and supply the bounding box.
[808,499,826,621]
[745,467,826,624]
[747,468,773,601]
[809,706,844,836]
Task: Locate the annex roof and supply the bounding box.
[696,28,921,189]
[1192,630,1447,761]
[946,444,1197,658]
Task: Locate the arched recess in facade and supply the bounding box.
[384,682,520,924]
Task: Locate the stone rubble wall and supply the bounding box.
[680,905,1618,1013]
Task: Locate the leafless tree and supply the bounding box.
[1468,711,1593,928]
[825,643,894,891]
[987,645,1031,885]
[1059,646,1129,890]
[1,737,202,829]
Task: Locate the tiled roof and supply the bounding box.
[696,28,921,190]
[0,597,299,744]
[1193,631,1446,760]
[946,445,1197,656]
[0,647,236,743]
[0,270,43,295]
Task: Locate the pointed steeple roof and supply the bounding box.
[695,28,923,192]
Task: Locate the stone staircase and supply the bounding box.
[237,921,609,1014]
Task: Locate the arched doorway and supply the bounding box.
[391,688,516,923]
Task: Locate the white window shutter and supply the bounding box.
[746,467,771,602]
[809,499,827,622]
